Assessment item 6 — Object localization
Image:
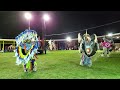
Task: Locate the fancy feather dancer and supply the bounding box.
[78,30,99,67]
[15,29,39,72]
[48,39,56,50]
[100,36,114,57]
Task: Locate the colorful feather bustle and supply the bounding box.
[15,29,39,65]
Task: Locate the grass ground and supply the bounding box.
[0,50,120,79]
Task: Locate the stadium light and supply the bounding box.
[107,33,113,37]
[43,14,50,22]
[116,36,119,39]
[66,37,72,42]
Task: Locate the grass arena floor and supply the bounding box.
[0,50,120,79]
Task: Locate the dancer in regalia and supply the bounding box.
[78,30,99,67]
[15,29,39,72]
[100,35,114,57]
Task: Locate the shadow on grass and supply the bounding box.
[20,71,37,79]
[68,60,94,70]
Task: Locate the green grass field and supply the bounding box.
[0,50,120,79]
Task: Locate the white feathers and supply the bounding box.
[78,33,82,43]
[48,39,56,50]
[94,34,98,43]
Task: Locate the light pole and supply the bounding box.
[43,14,50,54]
[24,12,32,30]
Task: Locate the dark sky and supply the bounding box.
[0,11,120,39]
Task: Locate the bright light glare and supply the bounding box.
[43,14,50,21]
[116,36,119,39]
[66,37,72,42]
[107,33,113,37]
[24,12,32,20]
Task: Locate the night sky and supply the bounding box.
[0,11,120,39]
